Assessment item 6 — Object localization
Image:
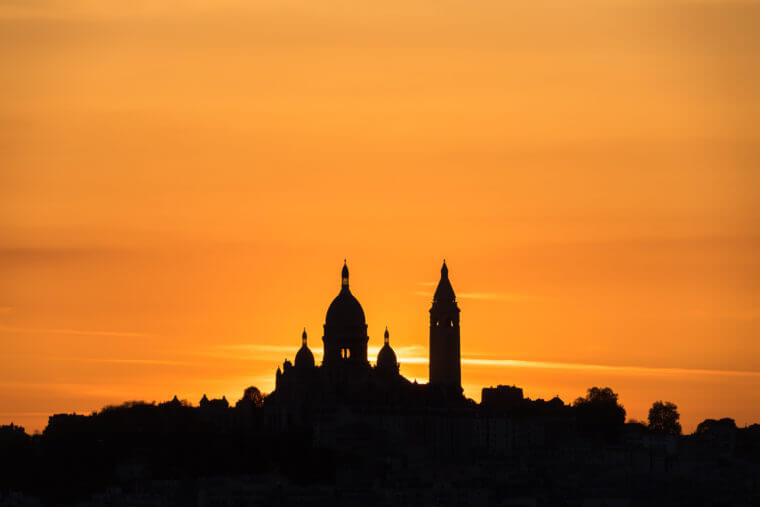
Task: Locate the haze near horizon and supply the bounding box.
[1,0,758,433]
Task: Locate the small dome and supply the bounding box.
[376,327,398,373]
[295,328,315,369]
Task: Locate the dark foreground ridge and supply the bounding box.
[2,263,759,506]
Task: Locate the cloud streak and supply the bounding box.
[457,358,760,378]
[54,357,193,366]
[218,343,760,378]
[211,343,427,362]
[412,291,534,302]
[0,326,148,338]
[457,293,535,302]
[398,355,760,377]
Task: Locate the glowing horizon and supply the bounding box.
[1,0,759,433]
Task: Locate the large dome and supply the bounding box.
[322,261,370,367]
[325,262,366,328]
[326,290,366,328]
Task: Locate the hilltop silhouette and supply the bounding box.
[1,262,759,506]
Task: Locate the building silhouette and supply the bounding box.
[429,260,462,391]
[273,260,462,408]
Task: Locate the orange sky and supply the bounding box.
[1,0,759,433]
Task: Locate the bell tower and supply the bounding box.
[429,260,461,390]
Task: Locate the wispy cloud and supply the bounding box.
[458,358,760,377]
[54,357,193,366]
[399,355,760,378]
[0,412,51,417]
[368,344,426,358]
[210,343,429,364]
[216,344,294,353]
[457,293,535,302]
[209,344,297,360]
[210,344,760,378]
[412,291,534,302]
[0,326,148,338]
[0,381,141,400]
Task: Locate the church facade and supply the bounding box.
[272,261,463,408]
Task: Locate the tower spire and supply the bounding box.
[302,328,307,346]
[429,261,462,391]
[384,326,389,345]
[433,259,456,304]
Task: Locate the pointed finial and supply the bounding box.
[302,328,307,345]
[341,260,349,288]
[384,326,389,344]
[441,259,448,278]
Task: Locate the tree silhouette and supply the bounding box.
[573,387,626,438]
[236,386,264,409]
[648,401,682,435]
[696,417,737,435]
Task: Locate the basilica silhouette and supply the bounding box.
[272,260,464,416]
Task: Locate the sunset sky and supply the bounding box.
[1,0,759,433]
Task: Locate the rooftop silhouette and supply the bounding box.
[1,262,758,506]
